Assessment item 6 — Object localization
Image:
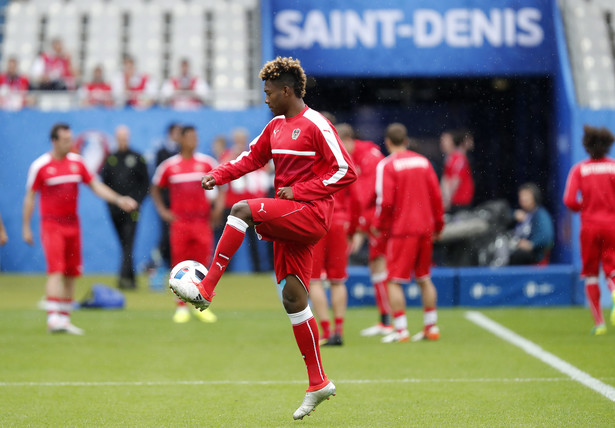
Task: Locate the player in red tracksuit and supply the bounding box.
[151,125,224,324]
[23,123,137,334]
[308,178,357,347]
[441,130,474,212]
[563,125,615,335]
[177,57,356,419]
[374,123,444,343]
[336,124,393,337]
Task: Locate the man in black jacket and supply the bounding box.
[101,125,149,289]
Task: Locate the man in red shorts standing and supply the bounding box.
[563,125,615,335]
[374,123,444,343]
[171,57,356,419]
[23,123,137,334]
[151,125,223,324]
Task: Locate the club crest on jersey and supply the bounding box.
[292,129,301,140]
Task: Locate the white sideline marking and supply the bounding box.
[465,311,615,402]
[0,377,603,388]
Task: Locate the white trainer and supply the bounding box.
[169,279,212,311]
[360,323,394,337]
[48,318,85,335]
[411,326,440,342]
[292,381,336,420]
[381,329,410,343]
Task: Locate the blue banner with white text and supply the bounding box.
[270,0,556,76]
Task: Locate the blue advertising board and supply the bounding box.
[270,0,556,76]
[457,265,575,306]
[346,266,456,307]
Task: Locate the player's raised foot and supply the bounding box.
[169,279,213,311]
[591,323,607,336]
[381,329,410,343]
[360,323,394,337]
[292,381,336,420]
[411,325,440,342]
[322,333,343,347]
[193,307,217,323]
[173,306,191,323]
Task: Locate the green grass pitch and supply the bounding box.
[1,273,614,426]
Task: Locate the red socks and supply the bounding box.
[334,317,344,336]
[199,215,248,297]
[289,306,327,388]
[585,278,604,326]
[372,272,391,324]
[320,320,331,340]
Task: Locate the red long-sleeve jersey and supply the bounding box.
[351,139,384,231]
[563,157,615,226]
[374,150,444,237]
[210,105,356,228]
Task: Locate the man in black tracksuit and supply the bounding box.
[101,125,149,289]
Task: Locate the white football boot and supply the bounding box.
[360,323,394,337]
[381,329,410,343]
[293,381,336,420]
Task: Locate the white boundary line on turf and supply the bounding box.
[465,310,615,402]
[0,377,608,387]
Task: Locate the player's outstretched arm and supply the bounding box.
[89,180,138,212]
[22,189,35,245]
[201,174,216,190]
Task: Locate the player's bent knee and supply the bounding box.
[230,201,253,223]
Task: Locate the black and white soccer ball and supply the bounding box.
[168,260,208,304]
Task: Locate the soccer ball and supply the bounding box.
[168,260,210,308]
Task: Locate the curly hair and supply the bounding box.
[583,124,615,159]
[259,56,306,98]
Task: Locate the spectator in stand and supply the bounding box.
[219,128,271,272]
[31,38,76,90]
[160,58,210,109]
[79,65,113,107]
[0,56,31,110]
[211,135,227,162]
[100,125,150,289]
[509,183,554,266]
[563,125,615,336]
[112,55,157,108]
[441,129,474,213]
[374,123,444,343]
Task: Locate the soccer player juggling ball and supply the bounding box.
[171,57,357,419]
[563,125,615,336]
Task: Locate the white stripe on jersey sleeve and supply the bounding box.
[152,154,181,186]
[271,149,316,156]
[26,153,51,190]
[303,108,349,187]
[374,156,392,218]
[230,115,284,165]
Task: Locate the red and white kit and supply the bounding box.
[210,105,356,289]
[351,139,385,259]
[443,150,474,206]
[375,150,444,282]
[26,152,94,275]
[153,153,218,266]
[563,158,615,278]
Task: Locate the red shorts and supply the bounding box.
[41,220,82,276]
[170,219,213,267]
[386,234,433,283]
[368,232,387,261]
[248,198,328,290]
[311,220,349,282]
[580,223,615,278]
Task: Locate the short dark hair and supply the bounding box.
[50,123,70,141]
[583,125,614,159]
[259,56,306,98]
[167,122,181,135]
[181,125,196,136]
[385,123,408,147]
[519,182,542,206]
[453,129,472,147]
